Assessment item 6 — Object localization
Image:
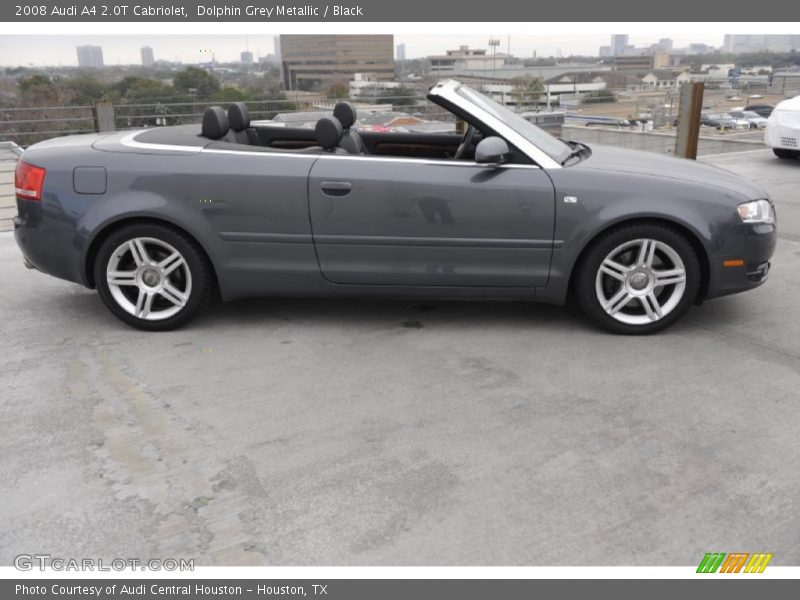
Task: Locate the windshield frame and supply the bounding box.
[427,80,568,169]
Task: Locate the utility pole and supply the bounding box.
[675,82,704,159]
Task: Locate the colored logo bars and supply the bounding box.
[697,552,773,573]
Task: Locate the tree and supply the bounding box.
[510,76,545,109]
[59,73,108,106]
[213,87,248,103]
[326,82,349,99]
[18,75,61,107]
[173,66,221,98]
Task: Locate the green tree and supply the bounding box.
[510,76,545,109]
[126,78,171,101]
[59,73,107,106]
[326,82,349,99]
[173,66,221,98]
[18,75,61,107]
[212,87,248,103]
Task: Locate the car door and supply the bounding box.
[308,154,556,287]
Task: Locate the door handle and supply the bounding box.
[320,181,352,196]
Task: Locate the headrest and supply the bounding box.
[228,102,250,131]
[202,106,229,140]
[333,102,357,129]
[315,116,344,150]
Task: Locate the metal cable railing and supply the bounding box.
[0,86,789,149]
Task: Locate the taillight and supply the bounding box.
[15,160,46,201]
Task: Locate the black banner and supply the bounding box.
[3,0,800,22]
[5,579,800,600]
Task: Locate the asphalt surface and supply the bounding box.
[1,148,798,566]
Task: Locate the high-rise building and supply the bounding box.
[140,46,154,67]
[723,34,800,53]
[274,36,281,62]
[610,34,629,56]
[76,45,104,68]
[241,51,254,64]
[279,35,395,90]
[396,43,406,61]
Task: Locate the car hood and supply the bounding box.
[572,143,767,199]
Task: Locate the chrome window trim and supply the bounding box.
[119,131,201,153]
[121,132,541,169]
[121,118,550,171]
[428,79,564,170]
[314,153,541,169]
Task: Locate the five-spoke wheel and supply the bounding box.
[576,223,700,334]
[95,223,212,330]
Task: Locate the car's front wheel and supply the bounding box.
[575,223,701,334]
[94,223,212,331]
[773,148,800,160]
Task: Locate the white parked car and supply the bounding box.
[764,95,800,159]
[728,110,769,129]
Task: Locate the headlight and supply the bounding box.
[737,199,775,224]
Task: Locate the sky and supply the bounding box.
[0,34,726,67]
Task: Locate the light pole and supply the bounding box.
[489,38,500,81]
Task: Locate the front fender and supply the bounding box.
[539,169,747,304]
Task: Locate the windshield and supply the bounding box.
[454,84,572,163]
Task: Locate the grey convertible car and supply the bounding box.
[13,80,776,333]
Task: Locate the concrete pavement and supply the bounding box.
[0,149,798,566]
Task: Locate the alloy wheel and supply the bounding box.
[594,238,687,326]
[105,237,193,321]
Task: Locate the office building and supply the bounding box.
[76,45,104,68]
[611,35,629,56]
[140,46,154,67]
[429,46,507,74]
[279,35,394,90]
[396,43,406,61]
[241,51,254,64]
[723,35,800,53]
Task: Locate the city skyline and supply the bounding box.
[0,34,730,67]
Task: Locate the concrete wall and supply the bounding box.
[562,125,765,156]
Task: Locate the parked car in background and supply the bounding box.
[13,80,777,334]
[565,114,631,128]
[764,95,800,159]
[701,112,740,129]
[744,104,775,117]
[728,110,769,129]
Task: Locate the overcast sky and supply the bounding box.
[0,34,724,67]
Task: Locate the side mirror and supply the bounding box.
[474,136,510,165]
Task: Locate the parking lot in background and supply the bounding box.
[1,148,798,565]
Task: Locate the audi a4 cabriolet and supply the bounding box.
[13,80,776,333]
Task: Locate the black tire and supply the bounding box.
[94,223,213,331]
[773,148,800,160]
[574,222,701,335]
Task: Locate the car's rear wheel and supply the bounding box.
[94,223,212,331]
[575,223,701,334]
[773,148,800,159]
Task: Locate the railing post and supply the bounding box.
[674,82,704,159]
[93,100,116,132]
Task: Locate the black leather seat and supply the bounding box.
[225,102,259,145]
[333,102,367,154]
[201,106,229,140]
[297,116,349,154]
